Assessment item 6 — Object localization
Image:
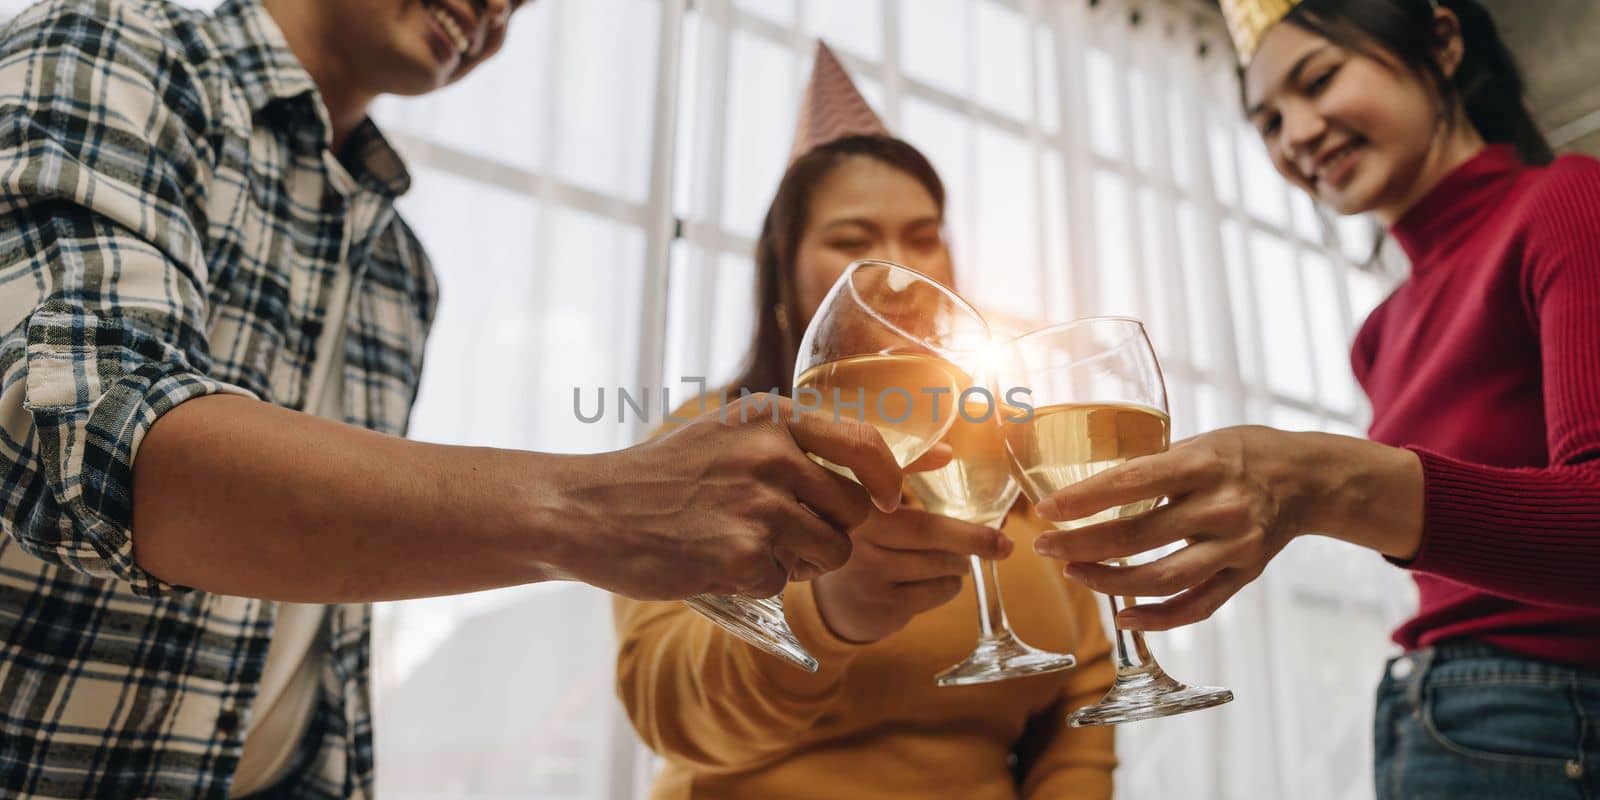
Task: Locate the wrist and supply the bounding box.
[786,579,874,660]
[511,450,611,585]
[810,573,874,644]
[1290,431,1348,535]
[1296,432,1423,559]
[1374,443,1425,560]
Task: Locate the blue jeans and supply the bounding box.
[1375,641,1600,799]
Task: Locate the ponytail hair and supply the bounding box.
[1282,0,1553,165]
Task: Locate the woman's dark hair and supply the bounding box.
[723,135,946,399]
[1277,0,1552,165]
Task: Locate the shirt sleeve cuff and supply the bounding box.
[25,325,257,597]
[778,580,871,676]
[1384,446,1455,571]
[1390,446,1524,574]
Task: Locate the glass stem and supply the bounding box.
[969,556,1012,639]
[967,512,1012,641]
[1104,561,1157,673]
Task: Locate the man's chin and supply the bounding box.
[378,65,453,98]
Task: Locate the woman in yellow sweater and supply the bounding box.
[612,44,1115,800]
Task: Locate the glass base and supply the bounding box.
[683,594,819,673]
[1067,663,1233,727]
[935,631,1078,687]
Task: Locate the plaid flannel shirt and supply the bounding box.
[0,0,438,795]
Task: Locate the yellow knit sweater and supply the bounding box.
[613,402,1116,799]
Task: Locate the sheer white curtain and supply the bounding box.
[0,0,1414,797]
[365,2,680,797]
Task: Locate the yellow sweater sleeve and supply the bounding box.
[612,396,872,772]
[1018,578,1117,800]
[613,581,869,772]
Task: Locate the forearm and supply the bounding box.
[1298,433,1600,609]
[1295,432,1425,560]
[1381,449,1600,609]
[131,394,584,601]
[613,582,863,770]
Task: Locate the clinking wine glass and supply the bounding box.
[684,259,986,671]
[1005,317,1233,726]
[907,353,1079,687]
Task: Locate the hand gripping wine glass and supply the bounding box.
[683,259,985,671]
[1005,317,1233,725]
[907,348,1079,687]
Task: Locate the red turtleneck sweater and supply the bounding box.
[1352,144,1600,667]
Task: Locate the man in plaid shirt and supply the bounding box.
[0,0,925,795]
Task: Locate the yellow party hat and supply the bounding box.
[1221,0,1302,65]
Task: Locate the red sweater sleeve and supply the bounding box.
[1401,158,1600,610]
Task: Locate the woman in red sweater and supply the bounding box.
[1031,1,1599,796]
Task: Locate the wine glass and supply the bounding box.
[908,350,1079,687]
[1005,317,1233,726]
[683,259,984,672]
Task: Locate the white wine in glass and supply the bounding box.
[912,389,1079,687]
[909,394,1017,521]
[1006,317,1233,726]
[683,260,984,672]
[794,352,967,473]
[1011,402,1170,525]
